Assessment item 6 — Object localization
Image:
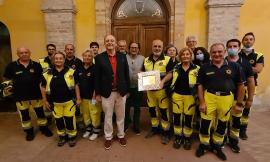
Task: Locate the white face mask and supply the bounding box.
[196,53,204,61]
[243,47,253,53]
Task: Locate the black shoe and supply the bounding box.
[145,128,159,138]
[196,144,208,157]
[25,128,35,141]
[68,137,76,147]
[183,137,192,150]
[40,126,53,137]
[161,131,170,145]
[47,117,53,126]
[133,127,141,135]
[173,136,182,149]
[57,136,66,147]
[212,143,227,161]
[228,137,240,153]
[239,129,248,140]
[124,126,129,133]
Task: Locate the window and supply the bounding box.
[115,0,164,19]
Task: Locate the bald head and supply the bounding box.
[152,39,163,57]
[104,34,117,51]
[17,47,31,62]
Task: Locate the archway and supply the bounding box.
[0,22,15,112]
[111,0,170,56]
[0,22,12,82]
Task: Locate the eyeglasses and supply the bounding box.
[48,48,56,51]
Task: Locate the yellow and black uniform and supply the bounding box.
[197,60,244,146]
[225,57,254,147]
[41,66,78,138]
[170,63,199,140]
[75,64,101,134]
[3,60,50,139]
[238,49,264,132]
[65,56,83,70]
[143,54,174,133]
[39,56,53,73]
[65,56,83,122]
[39,56,54,121]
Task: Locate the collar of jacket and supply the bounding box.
[148,53,165,62]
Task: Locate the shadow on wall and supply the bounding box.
[253,86,270,109]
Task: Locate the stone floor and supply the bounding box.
[0,107,269,162]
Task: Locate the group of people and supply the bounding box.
[2,32,264,161]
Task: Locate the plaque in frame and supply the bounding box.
[138,70,161,91]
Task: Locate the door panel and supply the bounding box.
[113,25,139,47]
[113,24,168,58]
[140,25,167,57]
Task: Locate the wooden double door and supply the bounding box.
[113,24,168,57]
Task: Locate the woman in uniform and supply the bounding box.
[41,51,81,147]
[169,47,199,150]
[77,49,101,141]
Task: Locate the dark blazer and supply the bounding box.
[94,51,130,98]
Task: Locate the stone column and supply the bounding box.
[41,0,77,51]
[95,0,107,50]
[206,0,244,48]
[172,0,185,49]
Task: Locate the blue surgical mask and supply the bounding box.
[196,53,204,61]
[227,48,239,56]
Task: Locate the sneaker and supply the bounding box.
[196,144,208,158]
[228,137,240,153]
[57,136,66,147]
[40,126,53,137]
[183,137,192,150]
[118,137,127,147]
[104,140,112,150]
[25,128,35,141]
[83,131,91,139]
[161,131,170,145]
[173,136,182,149]
[68,137,76,147]
[89,133,98,141]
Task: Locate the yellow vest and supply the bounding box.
[39,58,50,73]
[170,63,200,90]
[43,68,75,95]
[144,55,171,78]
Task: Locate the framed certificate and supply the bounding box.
[138,70,161,91]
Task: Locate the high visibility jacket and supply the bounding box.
[43,68,75,95]
[170,63,200,92]
[39,58,51,73]
[144,54,171,78]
